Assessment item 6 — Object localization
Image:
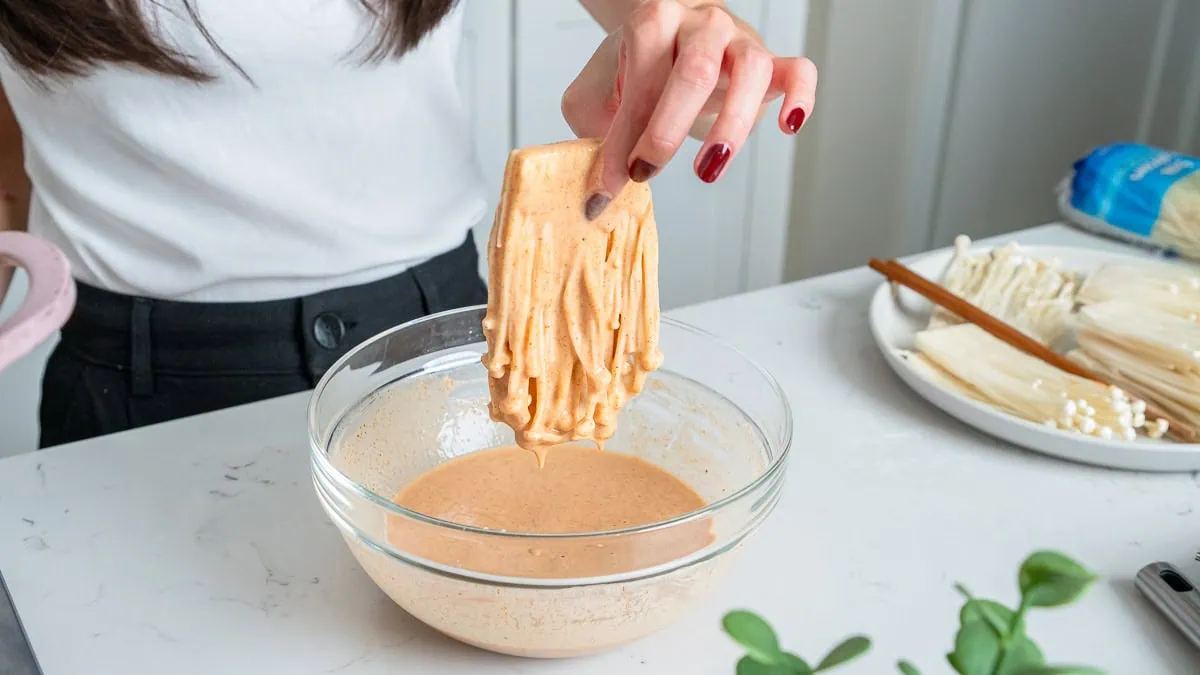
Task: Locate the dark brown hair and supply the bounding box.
[0,0,460,82]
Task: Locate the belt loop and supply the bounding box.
[410,265,440,314]
[410,233,473,313]
[130,297,154,397]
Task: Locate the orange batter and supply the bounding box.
[387,445,713,578]
[481,139,662,456]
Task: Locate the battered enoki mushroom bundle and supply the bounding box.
[481,139,663,456]
[1070,301,1200,435]
[1076,260,1200,321]
[928,236,1080,346]
[906,323,1163,440]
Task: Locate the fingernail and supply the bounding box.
[628,159,657,183]
[584,192,611,220]
[786,108,807,134]
[697,143,731,184]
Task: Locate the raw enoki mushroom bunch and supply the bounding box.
[928,236,1080,345]
[1076,260,1200,321]
[910,323,1162,440]
[1070,301,1199,434]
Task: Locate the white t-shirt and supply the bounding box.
[0,1,485,302]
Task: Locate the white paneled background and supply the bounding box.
[929,0,1200,248]
[787,0,1200,279]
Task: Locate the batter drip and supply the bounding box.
[482,139,663,455]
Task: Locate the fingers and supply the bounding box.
[692,37,772,183]
[771,56,818,135]
[627,5,736,184]
[588,0,681,216]
[692,53,817,183]
[582,1,821,219]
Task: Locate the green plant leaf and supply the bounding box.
[736,655,796,675]
[897,661,923,675]
[1018,551,1098,608]
[1008,662,1099,667]
[948,620,1001,675]
[723,611,782,664]
[995,634,1046,675]
[960,598,1016,636]
[782,652,814,675]
[814,636,871,671]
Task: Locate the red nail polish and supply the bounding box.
[786,108,807,133]
[697,143,731,183]
[629,159,657,183]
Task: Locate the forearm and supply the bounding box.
[0,86,30,308]
[579,0,729,34]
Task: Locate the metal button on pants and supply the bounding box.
[311,312,347,350]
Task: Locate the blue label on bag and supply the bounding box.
[1069,143,1199,237]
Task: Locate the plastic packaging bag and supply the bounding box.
[1057,142,1200,260]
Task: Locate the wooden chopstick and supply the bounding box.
[869,258,1097,380]
[869,257,1198,442]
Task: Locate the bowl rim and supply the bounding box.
[307,304,793,541]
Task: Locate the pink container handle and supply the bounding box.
[0,231,75,373]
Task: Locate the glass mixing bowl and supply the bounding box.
[308,306,791,658]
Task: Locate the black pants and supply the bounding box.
[39,235,487,448]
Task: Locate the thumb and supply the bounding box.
[584,149,617,224]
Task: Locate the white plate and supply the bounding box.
[869,244,1200,472]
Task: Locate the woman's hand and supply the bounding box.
[563,0,818,219]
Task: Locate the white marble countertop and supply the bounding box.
[2,224,1198,674]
